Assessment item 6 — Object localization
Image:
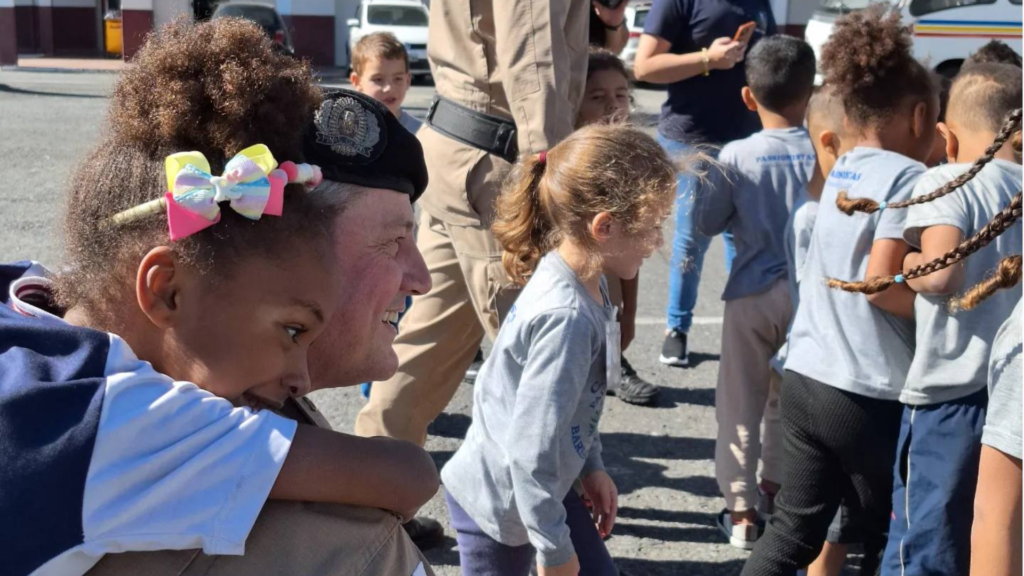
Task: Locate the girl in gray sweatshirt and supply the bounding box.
[440,124,678,576]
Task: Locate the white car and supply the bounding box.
[621,2,652,73]
[346,0,431,78]
[805,0,1022,83]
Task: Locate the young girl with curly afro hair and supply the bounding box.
[741,6,938,575]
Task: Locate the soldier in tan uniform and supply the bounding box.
[355,0,602,448]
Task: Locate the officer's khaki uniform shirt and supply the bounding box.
[418,0,590,226]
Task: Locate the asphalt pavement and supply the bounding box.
[0,70,856,575]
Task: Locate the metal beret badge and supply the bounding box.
[314,94,386,162]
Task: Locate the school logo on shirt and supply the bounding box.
[571,424,586,458]
[755,153,816,164]
[829,170,862,182]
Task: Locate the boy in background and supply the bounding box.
[350,32,422,134]
[696,35,817,550]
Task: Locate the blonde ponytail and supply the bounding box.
[493,153,553,286]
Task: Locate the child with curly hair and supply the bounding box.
[825,62,1023,576]
[741,7,938,575]
[1,18,437,576]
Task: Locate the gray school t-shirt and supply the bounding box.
[900,160,1023,405]
[785,147,924,400]
[772,194,819,375]
[984,299,1022,459]
[697,127,816,301]
[441,252,612,567]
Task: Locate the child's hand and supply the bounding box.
[538,555,580,576]
[582,471,619,538]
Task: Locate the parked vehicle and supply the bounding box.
[805,0,1022,81]
[346,0,431,79]
[622,2,652,72]
[211,2,295,56]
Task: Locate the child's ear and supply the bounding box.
[349,72,361,87]
[741,87,758,113]
[136,247,182,329]
[820,130,840,160]
[938,122,958,163]
[591,212,615,242]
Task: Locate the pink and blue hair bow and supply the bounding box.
[109,144,322,240]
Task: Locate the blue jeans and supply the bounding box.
[445,489,617,576]
[658,133,735,333]
[881,388,987,576]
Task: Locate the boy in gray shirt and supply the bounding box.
[695,35,817,549]
[881,63,1023,576]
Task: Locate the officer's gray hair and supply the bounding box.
[307,180,366,215]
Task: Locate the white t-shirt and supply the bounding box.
[1,263,296,576]
[785,147,924,399]
[984,299,1022,459]
[901,160,1023,405]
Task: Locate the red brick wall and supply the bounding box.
[52,7,97,53]
[121,8,153,61]
[0,6,16,65]
[282,14,334,66]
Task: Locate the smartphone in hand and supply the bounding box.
[734,21,756,44]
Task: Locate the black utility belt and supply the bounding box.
[426,97,519,164]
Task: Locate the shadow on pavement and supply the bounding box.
[429,412,472,439]
[0,84,107,99]
[651,385,715,408]
[422,536,461,568]
[616,557,747,575]
[603,432,714,461]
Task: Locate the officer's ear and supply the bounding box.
[136,247,183,329]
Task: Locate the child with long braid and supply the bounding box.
[741,7,938,575]
[825,63,1023,574]
[880,63,1021,576]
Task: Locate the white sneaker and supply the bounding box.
[716,509,761,551]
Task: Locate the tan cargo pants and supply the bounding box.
[86,502,434,576]
[715,279,792,513]
[354,127,517,446]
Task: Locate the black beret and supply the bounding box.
[303,89,428,202]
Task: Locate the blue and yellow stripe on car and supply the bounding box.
[913,19,1023,39]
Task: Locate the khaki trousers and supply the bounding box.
[715,279,792,512]
[355,127,517,446]
[86,502,434,576]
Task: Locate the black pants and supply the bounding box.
[742,371,904,576]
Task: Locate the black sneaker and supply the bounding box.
[463,348,484,384]
[659,330,689,367]
[403,516,446,551]
[609,357,660,406]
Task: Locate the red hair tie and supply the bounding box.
[538,151,548,165]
